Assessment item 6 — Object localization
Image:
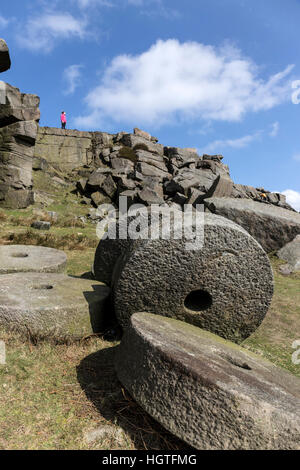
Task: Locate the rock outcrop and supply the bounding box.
[0,77,40,208]
[0,38,11,73]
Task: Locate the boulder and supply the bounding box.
[0,39,11,73]
[133,127,152,141]
[115,312,300,450]
[0,273,111,342]
[0,245,67,274]
[277,235,300,272]
[0,83,40,126]
[121,133,164,156]
[137,187,164,205]
[31,220,51,230]
[204,174,233,199]
[205,197,300,252]
[113,213,274,343]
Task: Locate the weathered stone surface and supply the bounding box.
[0,245,67,274]
[205,197,300,252]
[121,133,164,156]
[164,146,199,171]
[31,220,51,230]
[35,127,93,172]
[133,127,152,141]
[0,39,11,72]
[90,190,111,207]
[137,187,164,205]
[116,312,300,450]
[0,83,40,126]
[0,273,111,342]
[0,187,34,209]
[93,206,181,286]
[135,149,168,172]
[136,162,170,180]
[0,82,40,209]
[277,235,300,272]
[111,156,134,175]
[113,213,274,343]
[204,174,233,199]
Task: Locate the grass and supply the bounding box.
[243,255,300,377]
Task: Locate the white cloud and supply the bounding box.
[76,0,114,7]
[75,39,294,129]
[0,14,9,28]
[200,131,262,154]
[63,64,84,95]
[282,189,300,212]
[17,12,89,52]
[293,153,300,162]
[269,121,279,137]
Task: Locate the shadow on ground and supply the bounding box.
[76,346,192,450]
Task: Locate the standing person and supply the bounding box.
[61,111,67,129]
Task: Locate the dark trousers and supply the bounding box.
[61,122,66,129]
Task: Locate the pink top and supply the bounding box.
[61,113,66,123]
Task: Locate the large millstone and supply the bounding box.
[113,213,274,343]
[115,312,300,450]
[0,39,11,73]
[0,245,67,274]
[93,206,181,286]
[0,273,111,342]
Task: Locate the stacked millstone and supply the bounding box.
[0,245,110,342]
[72,126,299,252]
[92,209,300,449]
[0,38,40,209]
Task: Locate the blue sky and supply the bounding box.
[1,0,300,209]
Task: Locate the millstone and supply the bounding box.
[113,213,274,342]
[115,312,300,450]
[93,206,180,286]
[0,273,111,342]
[0,245,67,274]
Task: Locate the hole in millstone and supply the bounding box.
[32,285,54,290]
[226,356,252,370]
[184,289,213,312]
[11,253,29,258]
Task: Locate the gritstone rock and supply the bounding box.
[115,312,300,450]
[205,197,300,253]
[113,213,274,343]
[0,39,11,73]
[93,206,181,286]
[0,272,111,342]
[0,245,67,274]
[277,235,300,272]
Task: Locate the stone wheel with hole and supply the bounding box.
[0,245,67,274]
[115,312,300,450]
[113,213,274,343]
